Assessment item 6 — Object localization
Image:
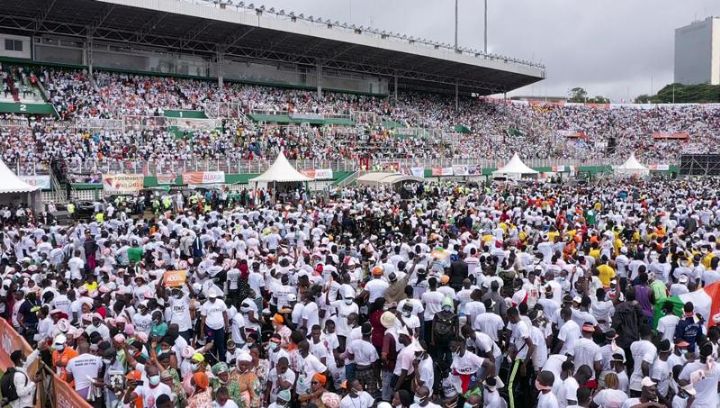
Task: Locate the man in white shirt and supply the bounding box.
[65,342,103,399]
[339,380,374,408]
[8,348,42,408]
[678,343,720,408]
[123,364,172,408]
[554,307,581,355]
[629,326,657,397]
[409,385,442,408]
[507,307,535,408]
[200,288,229,362]
[569,323,602,378]
[536,371,559,408]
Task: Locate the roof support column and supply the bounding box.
[455,81,459,111]
[84,34,93,74]
[217,48,224,88]
[394,73,398,102]
[316,62,323,98]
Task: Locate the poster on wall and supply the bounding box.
[19,175,51,189]
[182,171,225,185]
[102,174,144,193]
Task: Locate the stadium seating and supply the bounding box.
[1,63,720,172]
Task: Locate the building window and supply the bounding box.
[4,39,23,52]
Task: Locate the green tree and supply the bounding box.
[634,94,654,104]
[588,96,610,104]
[568,87,588,103]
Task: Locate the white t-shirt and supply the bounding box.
[200,299,227,330]
[629,340,657,392]
[417,357,434,390]
[593,389,628,408]
[679,361,720,408]
[537,391,559,408]
[134,383,172,408]
[167,295,192,332]
[569,338,601,377]
[422,290,445,320]
[66,353,102,391]
[348,339,379,366]
[340,392,374,408]
[301,302,320,329]
[620,398,641,408]
[557,320,581,355]
[509,320,531,359]
[657,314,680,343]
[473,313,505,342]
[365,279,389,303]
[267,367,296,402]
[451,351,485,375]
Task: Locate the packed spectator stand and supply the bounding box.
[1,63,720,178]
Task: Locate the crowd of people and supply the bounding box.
[2,177,720,408]
[2,64,720,175]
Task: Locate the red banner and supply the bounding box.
[53,372,93,408]
[0,318,33,372]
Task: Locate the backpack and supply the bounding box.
[433,313,454,337]
[1,367,26,402]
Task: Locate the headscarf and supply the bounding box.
[212,362,229,376]
[192,372,209,391]
[313,373,327,386]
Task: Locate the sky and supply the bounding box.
[253,0,720,101]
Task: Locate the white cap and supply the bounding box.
[53,334,67,345]
[641,377,657,388]
[679,275,689,284]
[287,294,297,302]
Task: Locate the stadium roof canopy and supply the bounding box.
[0,0,546,95]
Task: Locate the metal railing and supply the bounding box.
[53,156,650,177]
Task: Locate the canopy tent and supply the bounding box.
[0,159,42,211]
[249,152,311,203]
[492,153,539,180]
[249,151,312,183]
[615,152,650,177]
[356,172,424,186]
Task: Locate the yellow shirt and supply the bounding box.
[597,264,616,286]
[548,231,560,242]
[703,253,715,269]
[589,248,601,260]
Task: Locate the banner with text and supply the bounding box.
[410,167,425,178]
[102,174,144,193]
[301,169,334,180]
[649,164,671,171]
[653,131,689,140]
[20,175,51,190]
[431,167,454,177]
[452,165,469,176]
[182,171,225,185]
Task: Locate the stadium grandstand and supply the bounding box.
[0,0,717,195]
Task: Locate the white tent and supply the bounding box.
[615,152,649,177]
[249,151,312,183]
[492,153,539,180]
[0,159,41,211]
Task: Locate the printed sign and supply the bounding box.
[102,174,144,193]
[182,171,225,185]
[20,175,51,189]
